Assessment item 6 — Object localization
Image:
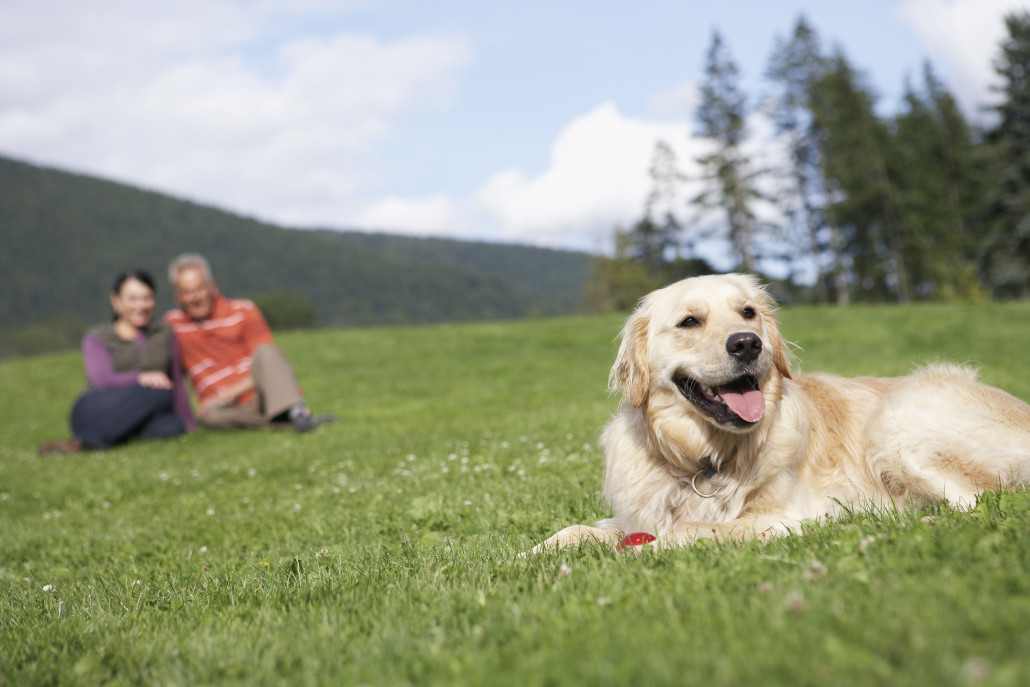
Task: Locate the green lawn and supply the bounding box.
[2,302,1030,686]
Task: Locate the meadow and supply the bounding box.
[2,302,1030,686]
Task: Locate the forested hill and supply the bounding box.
[0,155,593,356]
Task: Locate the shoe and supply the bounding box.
[39,438,83,454]
[292,411,318,432]
[292,410,340,433]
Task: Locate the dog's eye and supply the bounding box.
[678,316,701,329]
[742,307,756,320]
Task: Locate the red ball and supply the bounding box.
[618,532,656,550]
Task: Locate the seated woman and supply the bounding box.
[40,269,195,453]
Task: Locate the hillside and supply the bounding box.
[0,155,593,356]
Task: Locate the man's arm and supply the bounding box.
[197,375,256,415]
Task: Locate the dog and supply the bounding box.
[531,273,1030,552]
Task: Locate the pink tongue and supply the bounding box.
[719,388,765,422]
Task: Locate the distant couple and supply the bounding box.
[40,253,336,453]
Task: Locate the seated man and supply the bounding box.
[165,253,335,432]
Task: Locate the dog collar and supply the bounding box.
[691,458,720,498]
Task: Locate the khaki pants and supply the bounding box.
[200,344,304,429]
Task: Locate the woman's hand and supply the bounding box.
[137,371,173,389]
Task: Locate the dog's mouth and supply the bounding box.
[675,374,766,427]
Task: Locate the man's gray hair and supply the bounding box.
[168,253,214,285]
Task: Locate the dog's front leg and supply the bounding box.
[524,524,624,555]
[663,516,797,546]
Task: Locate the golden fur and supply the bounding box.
[531,273,1030,552]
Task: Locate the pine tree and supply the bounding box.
[639,140,686,270]
[981,11,1030,297]
[809,51,908,302]
[891,64,984,299]
[692,31,764,273]
[765,16,834,303]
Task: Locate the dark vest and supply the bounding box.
[87,320,174,375]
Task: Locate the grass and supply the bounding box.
[2,301,1030,686]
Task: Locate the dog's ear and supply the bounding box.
[752,284,793,381]
[772,335,793,380]
[610,309,650,407]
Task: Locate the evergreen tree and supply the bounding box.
[809,51,908,302]
[692,30,764,273]
[637,140,685,271]
[891,64,984,299]
[765,16,834,303]
[981,11,1030,297]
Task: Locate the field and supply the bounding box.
[3,302,1030,686]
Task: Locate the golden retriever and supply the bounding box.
[531,273,1030,552]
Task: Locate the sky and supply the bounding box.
[1,0,1027,262]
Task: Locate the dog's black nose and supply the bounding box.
[726,332,762,363]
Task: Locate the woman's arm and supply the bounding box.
[83,333,140,390]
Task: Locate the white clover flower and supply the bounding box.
[804,559,827,581]
[43,584,54,592]
[784,592,806,614]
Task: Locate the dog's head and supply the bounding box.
[610,273,792,434]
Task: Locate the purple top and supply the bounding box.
[82,329,196,431]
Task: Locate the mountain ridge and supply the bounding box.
[0,154,594,356]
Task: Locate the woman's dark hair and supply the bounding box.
[111,269,157,296]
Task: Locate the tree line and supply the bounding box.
[592,12,1030,308]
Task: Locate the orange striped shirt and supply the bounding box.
[165,296,275,404]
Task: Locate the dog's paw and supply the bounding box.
[520,524,623,556]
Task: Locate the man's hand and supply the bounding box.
[137,371,173,389]
[198,388,238,415]
[197,375,256,416]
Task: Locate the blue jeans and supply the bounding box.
[71,386,185,449]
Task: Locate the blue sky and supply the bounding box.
[1,0,1025,260]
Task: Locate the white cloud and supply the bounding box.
[0,0,471,228]
[647,81,700,122]
[897,0,1027,117]
[355,195,456,236]
[473,102,699,251]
